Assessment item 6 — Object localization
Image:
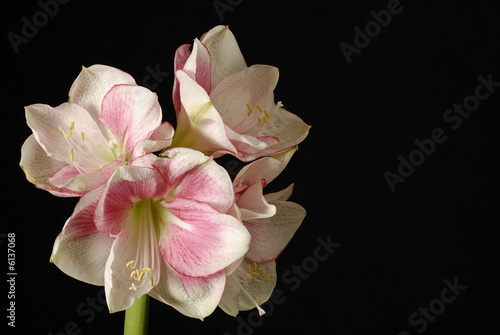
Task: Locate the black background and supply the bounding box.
[3,0,499,334]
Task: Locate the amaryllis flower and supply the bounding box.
[171,25,310,161]
[219,147,306,315]
[20,64,174,197]
[50,148,251,318]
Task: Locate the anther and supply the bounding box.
[265,273,271,282]
[126,260,135,268]
[70,122,75,131]
[264,110,270,118]
[64,132,72,139]
[253,262,257,271]
[58,126,64,131]
[80,132,85,141]
[143,267,153,272]
[263,115,269,123]
[69,148,74,162]
[247,264,251,273]
[258,117,264,126]
[257,105,264,113]
[246,104,253,116]
[149,277,154,286]
[137,271,145,282]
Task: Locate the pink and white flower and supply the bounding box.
[219,147,307,315]
[50,148,251,318]
[171,25,310,161]
[20,65,174,197]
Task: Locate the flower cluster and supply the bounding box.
[20,26,309,319]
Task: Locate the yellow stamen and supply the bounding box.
[253,262,257,271]
[247,264,251,273]
[251,277,256,283]
[264,109,270,118]
[137,271,145,282]
[80,132,85,141]
[265,273,271,282]
[263,115,269,123]
[130,269,138,278]
[251,271,260,277]
[258,268,263,274]
[58,126,64,131]
[143,267,153,272]
[126,260,135,268]
[69,148,74,162]
[246,103,253,116]
[64,132,72,139]
[257,105,264,113]
[258,117,264,126]
[150,277,154,286]
[70,122,75,131]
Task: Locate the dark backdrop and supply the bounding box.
[3,0,499,334]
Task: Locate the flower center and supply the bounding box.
[125,199,163,291]
[244,101,282,136]
[236,261,271,284]
[58,121,115,173]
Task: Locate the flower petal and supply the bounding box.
[236,260,277,314]
[104,223,154,313]
[259,106,310,156]
[25,102,115,164]
[244,186,306,263]
[172,44,192,113]
[200,25,247,87]
[95,164,164,236]
[20,134,82,197]
[237,180,276,221]
[172,70,236,154]
[130,121,175,162]
[68,64,136,121]
[149,261,226,320]
[234,146,297,189]
[50,186,113,285]
[160,200,250,277]
[99,84,162,154]
[210,65,279,134]
[183,39,211,93]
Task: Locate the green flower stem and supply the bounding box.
[124,295,150,335]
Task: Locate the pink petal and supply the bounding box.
[48,159,120,193]
[183,39,211,93]
[20,134,82,197]
[25,103,114,164]
[160,200,250,277]
[173,70,236,154]
[130,121,175,161]
[244,188,306,263]
[233,146,297,188]
[210,65,279,134]
[99,84,162,154]
[104,223,154,313]
[172,44,192,113]
[68,64,136,121]
[237,180,276,221]
[200,25,247,87]
[149,261,226,320]
[95,165,165,236]
[51,186,113,285]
